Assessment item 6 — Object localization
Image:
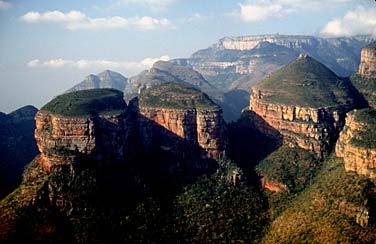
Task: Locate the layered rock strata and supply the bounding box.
[336,109,376,178]
[358,42,376,79]
[137,82,226,161]
[250,54,357,157]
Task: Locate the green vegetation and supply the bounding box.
[351,74,376,108]
[174,161,267,243]
[256,146,321,219]
[139,82,219,110]
[262,156,376,244]
[348,108,376,149]
[255,55,355,107]
[41,88,126,117]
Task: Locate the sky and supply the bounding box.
[1,0,376,113]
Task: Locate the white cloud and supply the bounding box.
[320,6,376,37]
[0,1,11,10]
[239,3,283,22]
[27,55,171,75]
[235,0,352,22]
[119,0,176,10]
[20,10,175,31]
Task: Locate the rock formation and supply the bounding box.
[336,108,376,178]
[358,42,376,79]
[351,42,376,108]
[250,54,358,157]
[66,70,127,93]
[137,82,226,161]
[34,89,130,172]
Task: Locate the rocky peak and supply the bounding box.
[358,42,376,79]
[250,55,358,157]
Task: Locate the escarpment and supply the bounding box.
[250,54,358,157]
[137,82,226,161]
[336,108,376,178]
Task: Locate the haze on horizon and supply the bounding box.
[0,0,375,113]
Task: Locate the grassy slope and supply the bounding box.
[138,82,219,110]
[351,75,376,108]
[255,55,355,107]
[41,89,126,117]
[262,155,376,244]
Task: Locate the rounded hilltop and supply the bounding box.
[41,88,127,117]
[138,82,220,110]
[254,54,356,108]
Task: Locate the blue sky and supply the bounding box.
[1,0,376,112]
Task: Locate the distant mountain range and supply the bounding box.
[66,70,127,93]
[175,34,375,91]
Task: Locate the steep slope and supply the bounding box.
[137,82,226,161]
[0,105,39,199]
[250,54,360,157]
[66,70,127,93]
[183,34,374,91]
[351,42,376,108]
[336,108,376,178]
[262,156,376,244]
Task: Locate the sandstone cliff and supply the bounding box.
[250,54,358,157]
[358,42,376,79]
[35,89,129,172]
[137,82,226,161]
[351,42,376,109]
[336,108,376,178]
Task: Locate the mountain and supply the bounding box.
[124,60,221,101]
[250,54,363,157]
[65,70,127,93]
[0,86,228,242]
[126,60,248,122]
[0,105,39,199]
[177,34,375,91]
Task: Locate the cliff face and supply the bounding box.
[358,42,376,79]
[336,109,376,178]
[184,34,374,91]
[137,83,226,161]
[250,94,341,157]
[250,55,357,157]
[138,107,225,160]
[34,110,129,172]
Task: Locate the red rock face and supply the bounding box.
[358,44,376,79]
[34,110,128,172]
[260,177,288,193]
[138,107,226,161]
[250,88,345,157]
[335,112,376,178]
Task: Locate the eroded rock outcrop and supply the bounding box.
[336,108,376,178]
[250,54,358,157]
[358,42,376,79]
[137,82,226,161]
